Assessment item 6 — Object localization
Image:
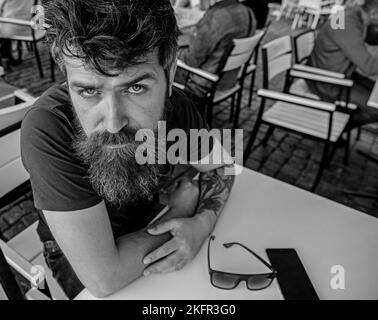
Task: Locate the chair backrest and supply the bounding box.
[0,246,25,300]
[0,129,29,199]
[293,29,315,64]
[0,240,52,300]
[0,90,36,131]
[261,35,293,89]
[298,0,322,11]
[221,31,266,75]
[0,92,35,199]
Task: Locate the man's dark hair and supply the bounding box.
[43,0,179,76]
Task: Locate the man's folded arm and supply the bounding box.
[43,201,172,298]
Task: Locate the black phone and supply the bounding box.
[266,249,319,300]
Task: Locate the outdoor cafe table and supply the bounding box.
[75,167,378,300]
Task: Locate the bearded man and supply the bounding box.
[21,0,235,299]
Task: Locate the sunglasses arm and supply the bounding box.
[223,242,275,272]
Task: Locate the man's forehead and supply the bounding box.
[64,49,162,84]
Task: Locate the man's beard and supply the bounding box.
[72,104,169,207]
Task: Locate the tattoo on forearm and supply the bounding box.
[197,165,235,217]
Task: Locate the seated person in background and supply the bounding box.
[307,0,378,129]
[175,0,256,99]
[241,0,269,29]
[0,0,36,65]
[21,0,235,299]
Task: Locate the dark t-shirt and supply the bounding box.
[21,84,208,242]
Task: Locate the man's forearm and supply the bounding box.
[106,203,198,297]
[94,228,171,297]
[194,165,235,235]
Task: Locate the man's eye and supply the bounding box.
[128,84,145,94]
[79,89,98,97]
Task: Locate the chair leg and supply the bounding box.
[262,126,274,146]
[233,90,243,129]
[312,14,320,30]
[311,141,331,192]
[291,13,300,30]
[33,42,44,78]
[229,94,236,123]
[356,127,362,141]
[243,119,263,165]
[206,102,213,128]
[17,41,23,61]
[344,130,351,166]
[248,71,257,108]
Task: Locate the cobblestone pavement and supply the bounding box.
[1,18,377,242]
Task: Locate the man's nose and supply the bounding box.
[104,95,128,134]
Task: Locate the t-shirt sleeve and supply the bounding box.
[168,88,214,163]
[21,107,102,212]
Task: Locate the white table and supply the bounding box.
[76,168,378,300]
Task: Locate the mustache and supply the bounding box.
[87,126,139,145]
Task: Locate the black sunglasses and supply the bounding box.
[207,235,277,291]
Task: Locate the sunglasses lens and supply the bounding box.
[211,272,240,289]
[247,274,274,290]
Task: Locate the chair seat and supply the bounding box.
[6,29,46,42]
[7,222,41,262]
[289,79,358,110]
[213,84,241,104]
[289,79,320,100]
[263,101,350,142]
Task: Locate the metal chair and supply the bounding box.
[0,0,55,80]
[174,31,266,128]
[291,0,337,30]
[292,29,316,65]
[243,35,354,191]
[0,91,68,299]
[273,0,300,21]
[290,29,353,102]
[245,24,271,109]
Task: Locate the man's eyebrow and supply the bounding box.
[69,72,158,89]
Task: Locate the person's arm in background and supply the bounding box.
[334,16,378,76]
[179,8,221,68]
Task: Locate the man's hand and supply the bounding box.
[143,215,208,275]
[152,177,199,228]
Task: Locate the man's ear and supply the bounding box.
[168,57,178,97]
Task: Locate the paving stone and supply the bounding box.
[2,223,27,241]
[2,206,26,225]
[19,200,36,213]
[293,149,309,160]
[287,156,307,171]
[21,212,39,228]
[262,161,282,177]
[0,217,8,234]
